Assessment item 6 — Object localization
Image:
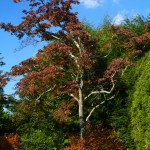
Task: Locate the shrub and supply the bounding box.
[64,123,123,150]
[19,128,66,150]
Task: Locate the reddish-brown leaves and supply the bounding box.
[0,133,19,150]
[53,99,75,122]
[1,0,81,40]
[64,123,123,150]
[126,32,150,50]
[145,22,150,31]
[0,74,7,88]
[103,58,132,80]
[110,26,137,37]
[110,25,150,53]
[77,52,94,69]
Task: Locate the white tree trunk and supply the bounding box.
[78,75,85,141]
[79,87,85,140]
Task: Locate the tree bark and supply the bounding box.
[79,89,85,150]
[79,98,85,140]
[79,81,85,143]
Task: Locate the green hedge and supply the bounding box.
[130,51,150,150]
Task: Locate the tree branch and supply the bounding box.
[72,38,82,54]
[85,95,115,122]
[121,66,128,76]
[84,81,115,101]
[51,34,61,41]
[78,37,85,53]
[69,93,79,102]
[68,49,76,59]
[35,85,56,105]
[86,104,100,122]
[71,73,79,82]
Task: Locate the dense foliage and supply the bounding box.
[0,0,150,149]
[0,54,15,135]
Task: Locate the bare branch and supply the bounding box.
[72,38,82,54]
[69,93,79,102]
[35,85,56,105]
[51,37,82,70]
[51,34,61,40]
[78,37,85,53]
[84,81,115,101]
[85,95,115,122]
[121,66,128,76]
[71,73,78,82]
[68,49,76,59]
[103,49,112,58]
[51,35,79,68]
[67,50,81,70]
[86,104,100,122]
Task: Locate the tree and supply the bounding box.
[1,0,132,142]
[0,54,7,134]
[0,53,17,132]
[0,54,9,135]
[105,16,150,149]
[12,94,68,149]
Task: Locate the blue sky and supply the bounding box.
[0,0,150,94]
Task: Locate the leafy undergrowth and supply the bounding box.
[64,123,124,150]
[0,124,124,150]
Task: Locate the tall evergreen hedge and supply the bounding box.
[130,51,150,150]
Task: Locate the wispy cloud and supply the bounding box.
[80,0,104,8]
[112,13,125,25]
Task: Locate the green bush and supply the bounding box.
[19,128,67,150]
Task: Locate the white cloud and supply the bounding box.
[80,0,104,8]
[112,10,128,25]
[112,0,119,4]
[112,13,125,25]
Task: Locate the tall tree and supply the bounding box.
[1,0,131,142]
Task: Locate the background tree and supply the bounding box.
[12,93,69,149]
[91,15,150,149]
[0,53,18,150]
[0,54,13,135]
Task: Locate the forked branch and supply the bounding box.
[85,95,115,122]
[84,80,115,101]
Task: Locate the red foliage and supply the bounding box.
[110,26,136,37]
[104,58,131,79]
[1,0,81,40]
[0,74,7,88]
[64,124,123,150]
[53,99,75,122]
[110,25,150,53]
[0,133,19,150]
